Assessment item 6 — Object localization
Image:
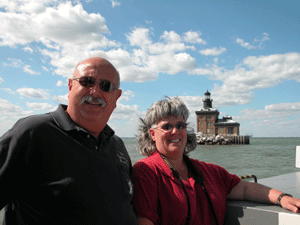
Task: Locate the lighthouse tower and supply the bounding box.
[195,90,240,135]
[195,91,219,134]
[203,90,213,109]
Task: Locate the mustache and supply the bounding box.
[80,95,106,107]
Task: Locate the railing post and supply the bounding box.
[296,146,300,168]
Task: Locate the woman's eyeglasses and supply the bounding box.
[72,76,117,92]
[154,122,188,131]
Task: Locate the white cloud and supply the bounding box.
[0,97,34,137]
[110,0,120,8]
[124,28,198,77]
[1,88,14,94]
[23,46,33,53]
[123,90,135,97]
[113,104,140,120]
[189,52,300,108]
[0,1,120,79]
[118,65,158,82]
[127,28,152,47]
[150,53,197,74]
[0,0,59,14]
[42,66,49,72]
[183,31,206,44]
[239,102,300,121]
[23,65,41,75]
[1,2,204,84]
[236,38,256,50]
[254,32,270,44]
[236,33,270,50]
[192,58,298,114]
[17,88,49,99]
[161,31,181,43]
[56,80,67,86]
[242,52,300,84]
[147,42,195,55]
[0,77,4,84]
[127,28,197,54]
[199,47,226,56]
[0,98,33,117]
[26,102,57,111]
[119,90,135,102]
[0,2,111,47]
[2,58,23,68]
[235,102,300,137]
[188,68,213,76]
[52,93,68,104]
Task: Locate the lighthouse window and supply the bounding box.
[228,127,234,134]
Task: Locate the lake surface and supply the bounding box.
[126,137,300,179]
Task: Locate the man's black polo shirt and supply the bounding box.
[0,104,136,224]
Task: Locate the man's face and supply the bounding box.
[67,58,122,127]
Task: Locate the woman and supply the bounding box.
[131,97,300,225]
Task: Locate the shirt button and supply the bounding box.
[87,134,90,138]
[95,146,98,150]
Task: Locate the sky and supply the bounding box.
[0,0,299,138]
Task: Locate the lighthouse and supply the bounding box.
[203,90,213,109]
[195,91,240,135]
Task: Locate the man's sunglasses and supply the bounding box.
[154,122,188,131]
[73,76,117,92]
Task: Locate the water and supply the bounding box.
[125,137,300,180]
[1,137,299,223]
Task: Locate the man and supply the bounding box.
[0,57,136,224]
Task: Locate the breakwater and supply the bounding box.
[196,134,251,145]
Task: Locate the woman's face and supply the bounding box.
[150,116,187,160]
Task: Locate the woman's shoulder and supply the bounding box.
[133,152,160,169]
[189,158,227,173]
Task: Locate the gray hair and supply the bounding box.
[136,97,197,156]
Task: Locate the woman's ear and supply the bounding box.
[149,128,156,141]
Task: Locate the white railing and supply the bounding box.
[296,146,300,168]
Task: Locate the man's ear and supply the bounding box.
[149,128,156,141]
[68,78,73,91]
[116,89,122,100]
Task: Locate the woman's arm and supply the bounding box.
[137,217,154,225]
[227,180,300,213]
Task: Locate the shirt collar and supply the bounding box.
[150,151,175,178]
[50,104,115,138]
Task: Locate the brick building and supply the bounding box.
[196,91,240,135]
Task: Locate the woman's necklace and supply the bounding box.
[159,152,191,225]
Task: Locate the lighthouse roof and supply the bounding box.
[215,115,240,126]
[198,107,217,112]
[195,107,219,115]
[204,90,211,95]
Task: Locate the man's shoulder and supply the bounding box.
[0,110,58,142]
[11,105,64,133]
[20,112,54,129]
[12,113,52,132]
